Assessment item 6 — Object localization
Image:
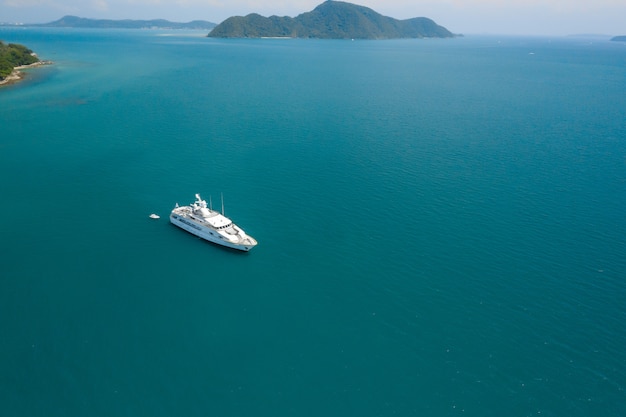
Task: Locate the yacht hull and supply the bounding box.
[170,212,256,252]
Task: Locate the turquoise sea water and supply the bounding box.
[1,28,625,416]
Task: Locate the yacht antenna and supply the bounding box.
[221,192,225,216]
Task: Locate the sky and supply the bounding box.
[1,0,625,36]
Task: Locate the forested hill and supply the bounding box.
[0,41,39,80]
[36,16,216,30]
[208,1,455,39]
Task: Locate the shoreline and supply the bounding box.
[0,60,53,87]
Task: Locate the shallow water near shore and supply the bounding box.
[1,28,626,416]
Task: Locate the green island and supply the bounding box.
[208,1,456,39]
[33,15,216,30]
[0,41,48,86]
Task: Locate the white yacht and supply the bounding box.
[170,194,257,251]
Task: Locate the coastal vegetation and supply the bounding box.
[208,1,455,39]
[0,41,39,80]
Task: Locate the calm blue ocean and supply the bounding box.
[1,28,625,416]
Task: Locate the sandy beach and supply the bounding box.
[0,60,53,87]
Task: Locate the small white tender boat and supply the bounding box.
[149,213,160,219]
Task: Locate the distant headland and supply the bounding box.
[208,1,456,39]
[611,36,626,42]
[0,41,51,87]
[23,16,216,30]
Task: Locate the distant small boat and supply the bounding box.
[149,213,160,219]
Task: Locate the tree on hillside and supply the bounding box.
[0,41,40,80]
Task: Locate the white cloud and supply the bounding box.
[2,0,78,14]
[4,0,48,6]
[92,0,109,11]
